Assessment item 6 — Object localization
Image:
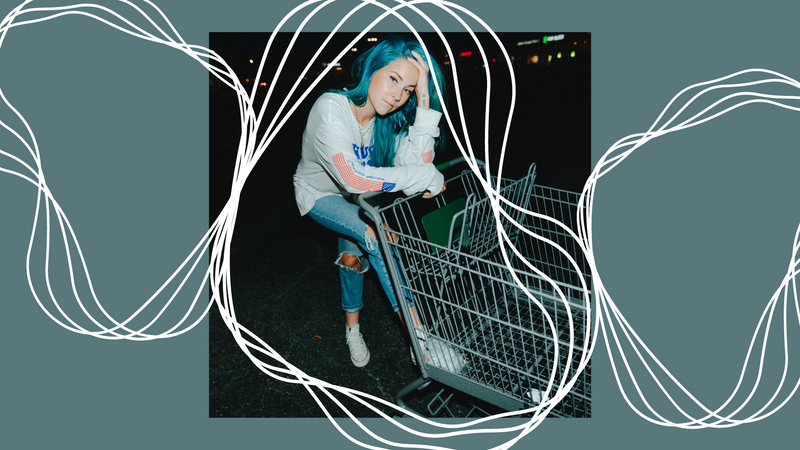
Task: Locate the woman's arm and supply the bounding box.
[394,107,442,168]
[407,50,430,110]
[394,50,440,168]
[313,117,444,196]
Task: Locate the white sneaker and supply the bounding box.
[412,327,465,373]
[345,323,370,367]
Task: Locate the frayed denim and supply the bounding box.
[307,195,412,313]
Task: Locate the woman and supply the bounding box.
[293,36,447,367]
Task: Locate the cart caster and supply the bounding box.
[395,376,432,416]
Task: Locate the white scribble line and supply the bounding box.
[2,0,798,448]
[581,68,800,428]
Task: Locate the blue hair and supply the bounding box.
[332,35,447,168]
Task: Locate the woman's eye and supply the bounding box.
[390,76,397,83]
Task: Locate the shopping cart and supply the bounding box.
[357,157,591,418]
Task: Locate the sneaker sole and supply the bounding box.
[351,351,370,368]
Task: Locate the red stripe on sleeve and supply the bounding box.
[332,152,384,191]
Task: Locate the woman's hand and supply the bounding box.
[422,180,446,199]
[407,50,430,110]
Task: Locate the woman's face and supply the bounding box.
[367,57,420,116]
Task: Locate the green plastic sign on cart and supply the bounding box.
[421,197,468,254]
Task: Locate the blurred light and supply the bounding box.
[547,55,552,62]
[557,52,562,59]
[259,82,267,86]
[443,61,450,65]
[461,51,472,57]
[545,34,564,43]
[571,51,576,57]
[249,59,253,64]
[351,47,357,52]
[367,37,377,42]
[245,78,250,82]
[531,55,538,63]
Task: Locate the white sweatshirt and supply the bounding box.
[293,92,445,216]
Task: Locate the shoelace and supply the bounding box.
[346,328,367,354]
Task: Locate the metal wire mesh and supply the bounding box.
[369,163,591,417]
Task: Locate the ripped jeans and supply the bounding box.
[307,194,412,313]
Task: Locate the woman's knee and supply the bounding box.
[372,224,398,243]
[339,252,362,272]
[363,224,397,253]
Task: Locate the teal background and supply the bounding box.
[1,0,799,448]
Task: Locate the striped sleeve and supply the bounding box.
[314,120,443,196]
[331,152,394,192]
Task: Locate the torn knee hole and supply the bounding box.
[339,252,362,271]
